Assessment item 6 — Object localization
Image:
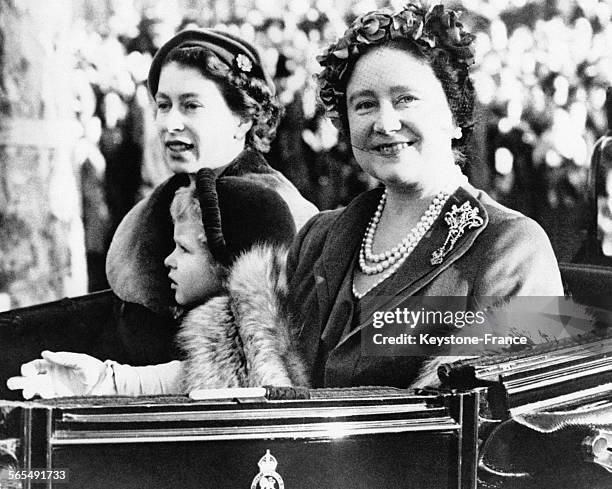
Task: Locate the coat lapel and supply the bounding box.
[313,189,383,346]
[335,185,489,348]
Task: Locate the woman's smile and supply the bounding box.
[372,140,417,156]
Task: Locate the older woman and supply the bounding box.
[287,3,563,389]
[105,29,317,364]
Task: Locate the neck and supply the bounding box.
[385,165,467,209]
[380,168,466,227]
[225,142,247,168]
[192,145,248,177]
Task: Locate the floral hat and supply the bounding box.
[316,2,476,120]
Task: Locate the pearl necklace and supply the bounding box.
[353,189,450,299]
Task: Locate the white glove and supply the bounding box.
[6,350,113,399]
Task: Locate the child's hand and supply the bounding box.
[6,351,108,399]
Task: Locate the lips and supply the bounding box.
[374,141,415,156]
[165,140,194,153]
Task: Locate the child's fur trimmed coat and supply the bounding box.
[176,244,308,391]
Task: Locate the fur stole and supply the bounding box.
[176,244,309,391]
[410,296,596,388]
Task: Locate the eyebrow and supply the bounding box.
[155,92,202,101]
[347,89,377,105]
[173,235,190,247]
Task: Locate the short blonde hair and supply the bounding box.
[170,184,203,228]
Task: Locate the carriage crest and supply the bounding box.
[250,450,285,489]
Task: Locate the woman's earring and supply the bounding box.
[452,127,463,140]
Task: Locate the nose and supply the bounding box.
[164,250,176,269]
[164,107,185,133]
[373,101,401,135]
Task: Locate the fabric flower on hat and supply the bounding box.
[424,4,475,65]
[320,36,353,62]
[317,80,342,119]
[390,7,424,41]
[426,4,461,43]
[356,12,391,44]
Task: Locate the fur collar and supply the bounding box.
[176,244,308,390]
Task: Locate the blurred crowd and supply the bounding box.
[466,0,612,263]
[67,0,612,290]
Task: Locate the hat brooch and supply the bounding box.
[235,53,253,73]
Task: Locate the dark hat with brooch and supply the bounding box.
[194,168,296,266]
[148,28,275,96]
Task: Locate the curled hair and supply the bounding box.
[163,46,284,153]
[316,2,476,162]
[169,184,229,274]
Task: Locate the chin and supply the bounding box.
[163,150,200,171]
[382,178,421,193]
[368,166,420,188]
[167,161,201,174]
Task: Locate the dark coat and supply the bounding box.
[287,185,564,388]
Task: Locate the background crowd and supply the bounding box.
[64,0,612,290]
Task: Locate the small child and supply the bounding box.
[7,171,307,397]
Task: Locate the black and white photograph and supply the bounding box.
[1,0,611,487]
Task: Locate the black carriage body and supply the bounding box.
[441,332,612,489]
[0,389,479,489]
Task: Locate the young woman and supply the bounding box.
[286,3,564,388]
[105,29,317,365]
